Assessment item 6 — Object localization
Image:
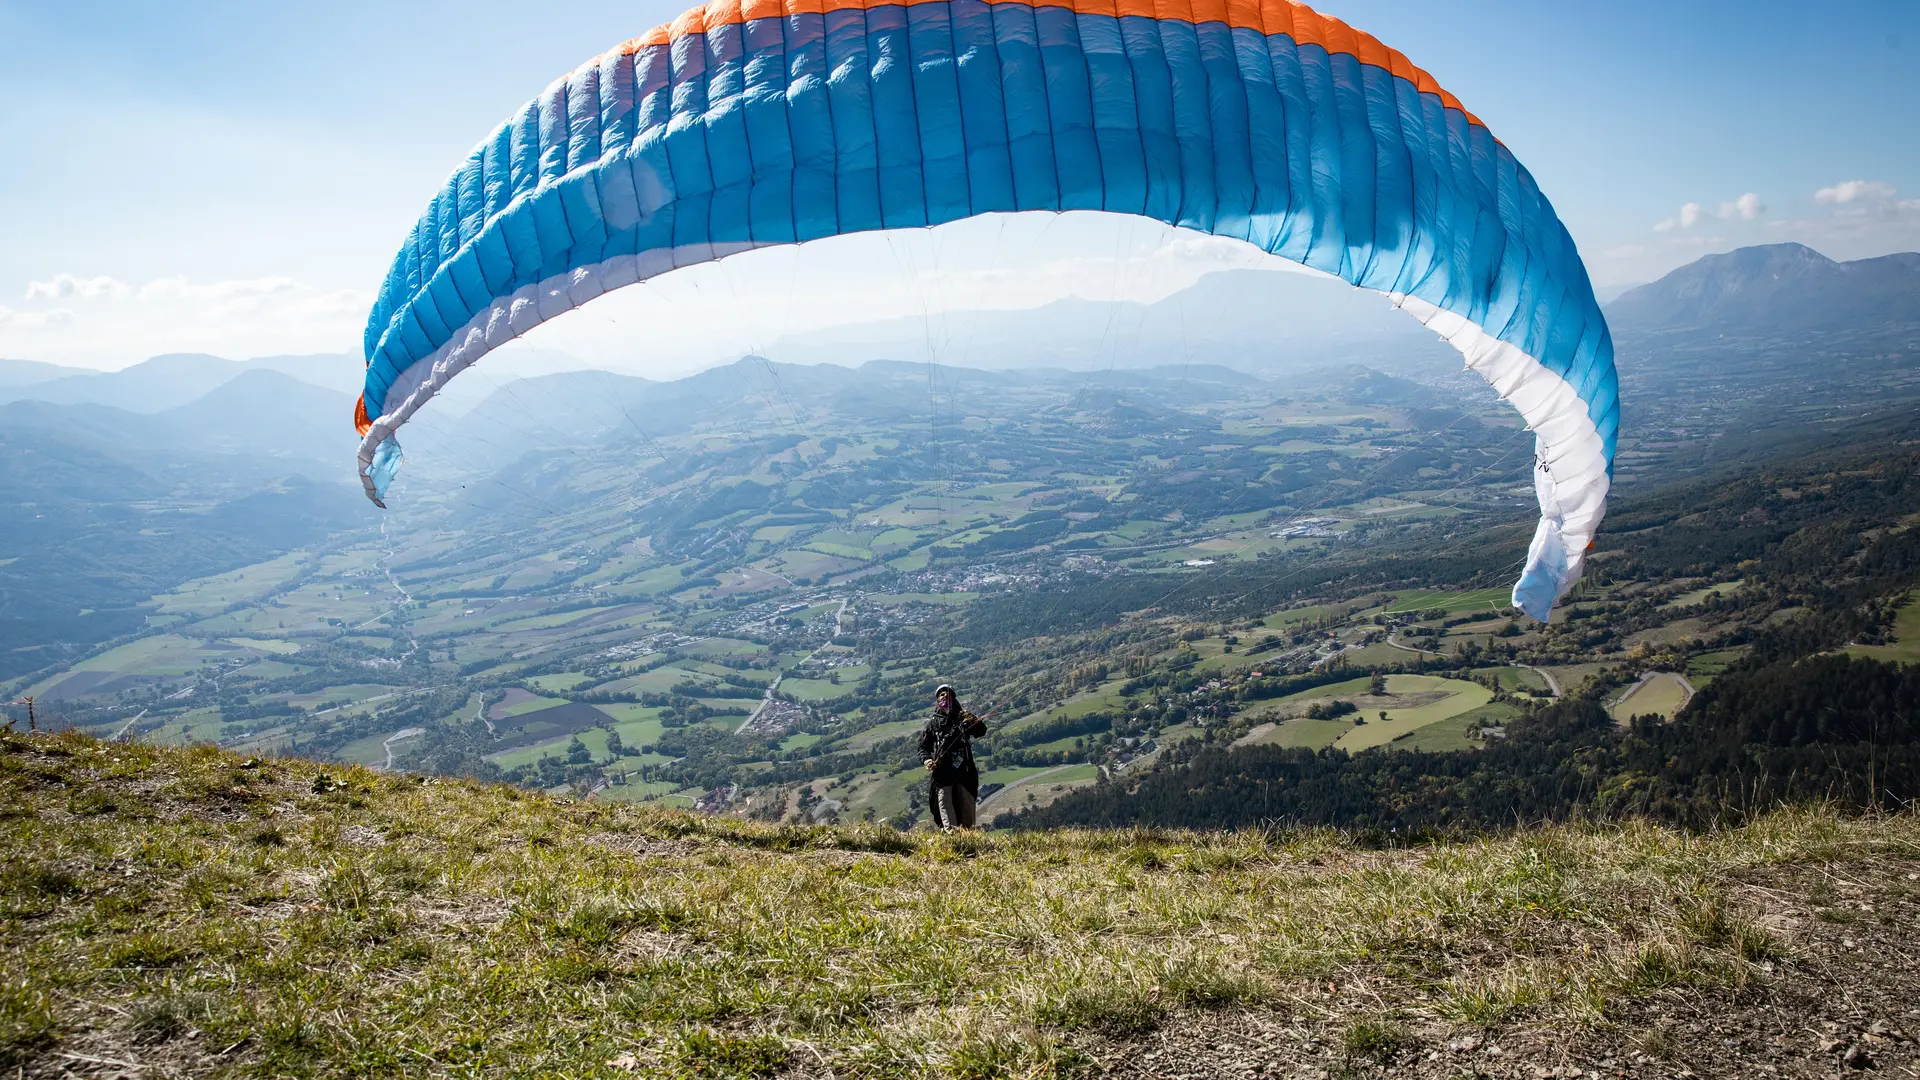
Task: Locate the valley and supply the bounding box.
[7,243,1920,835]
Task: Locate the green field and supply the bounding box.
[149,551,312,616]
[1666,579,1745,608]
[1392,701,1523,752]
[11,733,1920,1079]
[1377,588,1512,615]
[1609,672,1694,723]
[1477,665,1548,693]
[1236,717,1354,750]
[24,635,212,700]
[590,776,686,802]
[841,719,922,751]
[782,676,857,702]
[1335,675,1495,751]
[1848,593,1920,665]
[485,725,675,772]
[225,637,300,654]
[1248,675,1375,714]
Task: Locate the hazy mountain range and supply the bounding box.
[763,267,1458,371]
[2,241,1913,683]
[1607,242,1920,340]
[0,352,362,412]
[3,239,1911,489]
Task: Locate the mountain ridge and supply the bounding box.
[1607,242,1920,339]
[0,351,362,412]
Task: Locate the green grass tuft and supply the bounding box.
[1343,1016,1416,1062]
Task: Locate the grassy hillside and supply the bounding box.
[6,731,1920,1078]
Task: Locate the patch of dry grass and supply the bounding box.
[3,730,1917,1077]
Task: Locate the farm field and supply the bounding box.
[1335,675,1494,751]
[1378,587,1512,615]
[1608,671,1695,723]
[1234,717,1353,750]
[1392,702,1522,752]
[1230,675,1495,752]
[24,635,214,702]
[1848,593,1920,665]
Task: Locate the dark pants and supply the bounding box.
[930,781,977,829]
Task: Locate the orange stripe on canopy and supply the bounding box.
[620,0,1487,132]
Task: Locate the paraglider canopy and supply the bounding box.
[355,0,1617,619]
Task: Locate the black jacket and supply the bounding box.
[919,706,987,789]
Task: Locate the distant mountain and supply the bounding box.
[1,370,355,476]
[0,358,84,387]
[1607,243,1920,339]
[764,268,1456,374]
[235,354,366,397]
[0,353,242,412]
[405,356,1288,478]
[0,351,360,412]
[0,379,372,679]
[158,368,358,468]
[1590,282,1643,305]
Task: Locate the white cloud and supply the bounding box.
[1655,202,1701,232]
[1722,193,1765,221]
[0,272,370,369]
[136,275,299,302]
[1815,180,1898,205]
[25,273,129,301]
[1655,193,1764,232]
[0,306,78,329]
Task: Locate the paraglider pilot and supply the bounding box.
[920,685,987,829]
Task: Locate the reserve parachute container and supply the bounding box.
[354,0,1618,619]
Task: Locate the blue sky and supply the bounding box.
[4,0,1916,370]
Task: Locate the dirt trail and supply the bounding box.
[1384,632,1440,656]
[382,727,425,770]
[111,710,148,742]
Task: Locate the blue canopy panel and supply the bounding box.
[355,0,1618,619]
